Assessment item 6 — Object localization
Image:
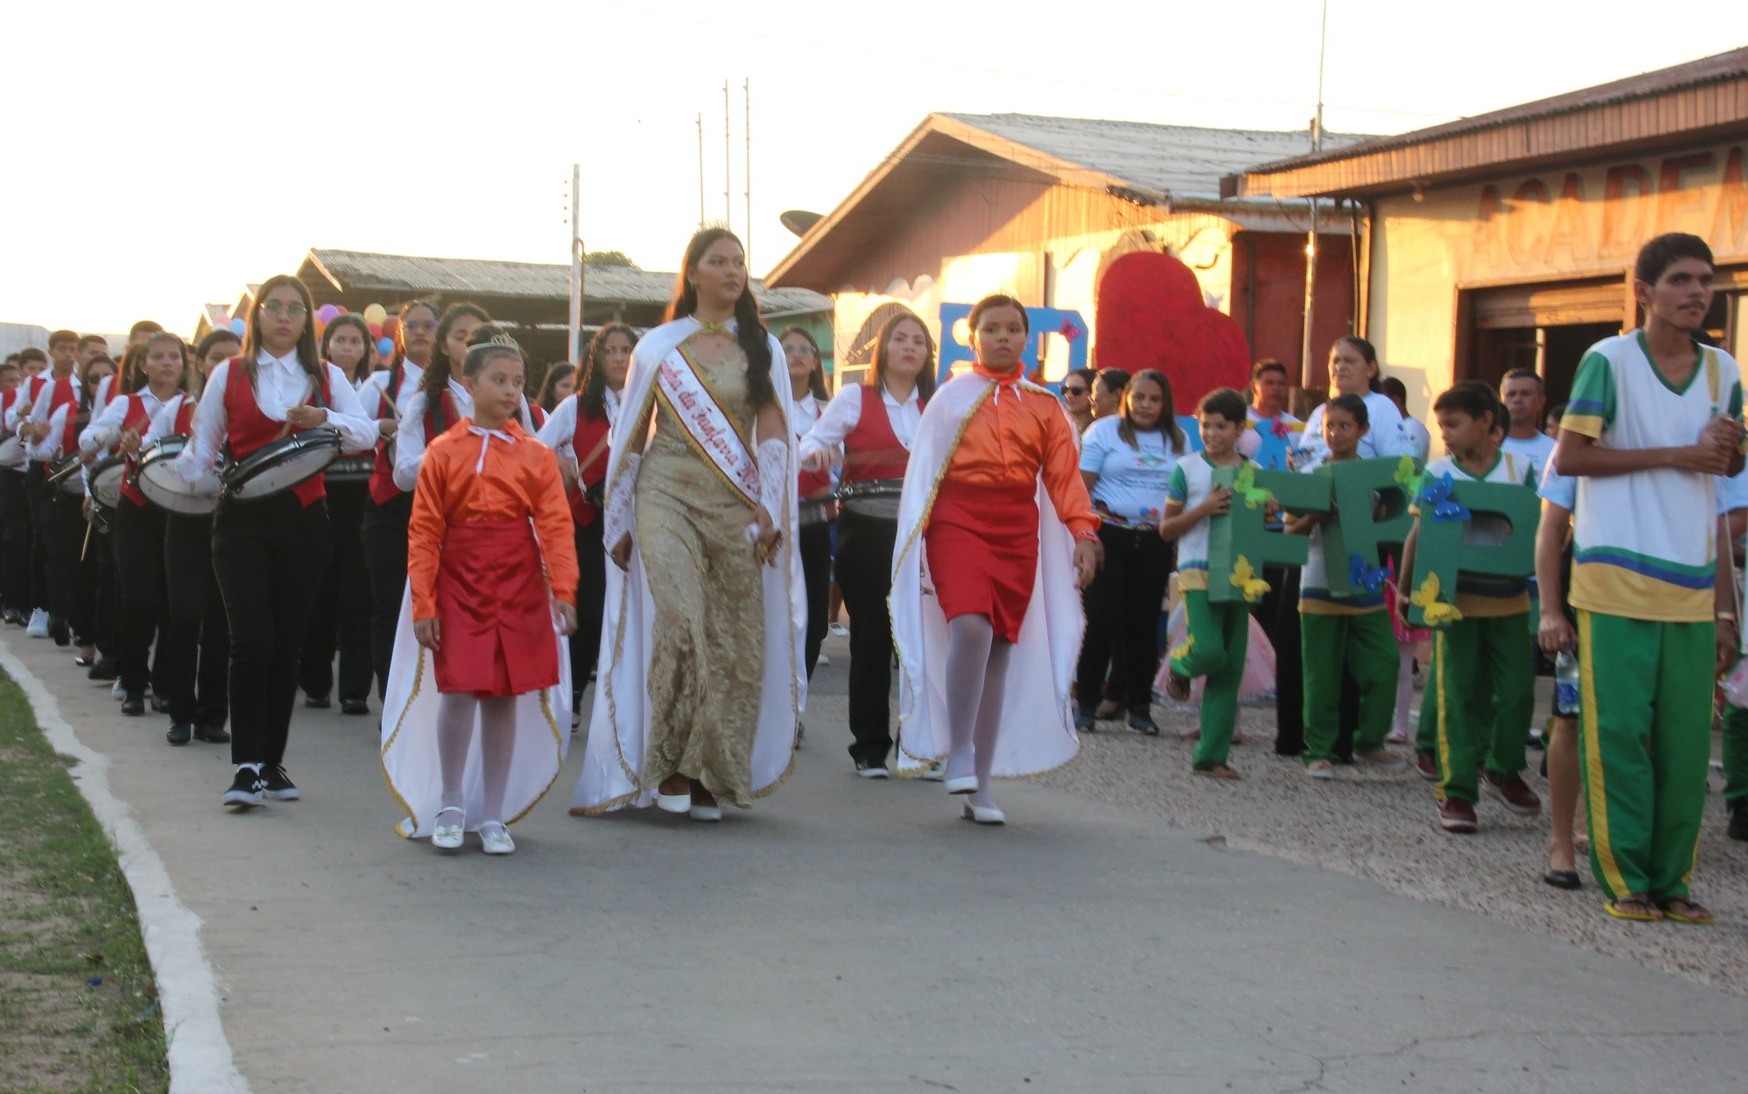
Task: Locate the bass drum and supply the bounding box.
[222,428,341,501]
[137,436,221,515]
[87,455,128,509]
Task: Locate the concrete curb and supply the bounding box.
[0,647,249,1094]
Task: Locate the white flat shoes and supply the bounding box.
[479,822,516,855]
[689,803,722,822]
[944,775,979,795]
[654,791,692,814]
[961,802,1006,825]
[432,807,464,850]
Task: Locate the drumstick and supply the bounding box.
[81,512,94,561]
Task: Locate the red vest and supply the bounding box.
[117,394,155,507]
[222,357,332,508]
[842,384,910,482]
[367,363,407,505]
[529,403,547,431]
[172,396,196,435]
[568,409,611,526]
[795,398,832,500]
[0,387,17,421]
[47,375,82,457]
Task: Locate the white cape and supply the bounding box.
[381,584,572,838]
[570,316,806,814]
[891,373,1083,777]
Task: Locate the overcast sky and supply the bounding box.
[5,0,1743,333]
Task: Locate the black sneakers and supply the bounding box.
[194,724,231,744]
[223,768,266,808]
[121,692,145,716]
[166,723,192,746]
[854,759,891,779]
[261,765,300,801]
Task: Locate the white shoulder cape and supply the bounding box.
[891,373,1083,778]
[571,316,806,813]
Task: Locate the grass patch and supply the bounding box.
[0,671,168,1093]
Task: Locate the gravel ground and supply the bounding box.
[1036,686,1748,998]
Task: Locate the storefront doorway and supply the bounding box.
[1461,277,1624,404]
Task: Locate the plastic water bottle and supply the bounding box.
[1554,650,1580,716]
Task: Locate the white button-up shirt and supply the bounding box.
[175,351,378,482]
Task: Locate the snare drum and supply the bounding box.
[87,456,127,509]
[797,497,839,526]
[137,435,221,515]
[836,477,905,520]
[0,434,23,466]
[222,428,342,501]
[47,455,88,497]
[325,454,375,483]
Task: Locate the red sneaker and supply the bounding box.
[1415,751,1439,781]
[1437,797,1478,833]
[1482,772,1542,817]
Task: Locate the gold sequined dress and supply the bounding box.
[634,342,765,805]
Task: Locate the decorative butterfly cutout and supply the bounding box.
[1229,554,1272,603]
[1348,553,1387,594]
[1417,471,1472,524]
[1269,418,1292,440]
[1234,463,1274,509]
[1394,455,1424,497]
[1410,571,1464,625]
[1168,632,1195,664]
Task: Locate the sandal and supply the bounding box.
[1657,897,1714,925]
[1193,763,1242,781]
[1602,895,1661,922]
[1164,672,1191,703]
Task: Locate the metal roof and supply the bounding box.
[301,248,829,315]
[1234,46,1748,198]
[940,113,1369,202]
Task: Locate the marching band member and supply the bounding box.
[146,331,235,746]
[358,300,440,700]
[536,322,632,709]
[573,228,805,821]
[381,333,578,854]
[175,275,378,809]
[0,356,32,626]
[79,332,190,715]
[891,294,1101,824]
[300,313,375,714]
[21,330,86,647]
[798,309,933,777]
[392,304,489,494]
[780,326,832,683]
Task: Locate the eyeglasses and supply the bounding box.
[260,302,308,318]
[1061,386,1089,396]
[782,344,817,357]
[402,320,438,333]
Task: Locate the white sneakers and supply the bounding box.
[25,609,48,638]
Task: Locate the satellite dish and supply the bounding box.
[780,210,824,237]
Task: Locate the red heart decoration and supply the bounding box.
[1095,252,1250,408]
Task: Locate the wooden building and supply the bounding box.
[765,112,1368,389]
[1230,48,1748,418]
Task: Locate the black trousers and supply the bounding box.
[162,512,228,730]
[360,492,412,701]
[1077,523,1171,714]
[300,480,374,703]
[25,464,51,612]
[44,485,89,634]
[0,467,31,612]
[798,519,833,679]
[570,515,606,695]
[1255,564,1306,754]
[212,494,330,767]
[835,510,898,765]
[86,503,120,657]
[111,500,167,694]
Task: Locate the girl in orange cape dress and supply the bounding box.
[382,335,578,855]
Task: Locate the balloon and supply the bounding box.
[229,318,246,336]
[377,337,396,358]
[316,303,340,323]
[368,323,383,339]
[382,316,399,339]
[363,303,387,326]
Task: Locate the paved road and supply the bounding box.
[7,628,1746,1093]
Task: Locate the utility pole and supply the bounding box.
[1299,0,1329,389]
[744,78,752,269]
[723,80,732,230]
[568,162,583,364]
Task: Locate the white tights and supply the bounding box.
[437,693,517,825]
[943,614,1012,809]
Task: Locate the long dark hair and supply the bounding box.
[242,274,322,384]
[579,323,635,422]
[868,309,936,404]
[394,299,438,369]
[421,302,491,435]
[322,314,372,384]
[1118,368,1186,452]
[665,228,774,410]
[119,332,193,398]
[535,362,575,412]
[777,326,829,400]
